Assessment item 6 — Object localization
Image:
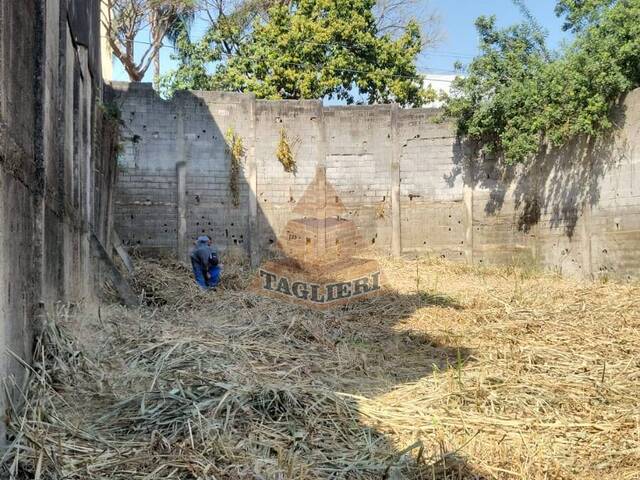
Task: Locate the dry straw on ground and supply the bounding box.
[2,254,639,479]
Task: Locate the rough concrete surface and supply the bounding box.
[109,82,640,281]
[0,0,119,441]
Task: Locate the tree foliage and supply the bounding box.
[444,0,640,164]
[159,0,431,106]
[101,0,196,81]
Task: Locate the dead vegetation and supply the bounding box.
[2,255,639,479]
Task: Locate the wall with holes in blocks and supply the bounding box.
[108,82,640,281]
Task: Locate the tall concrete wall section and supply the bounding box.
[110,84,254,260]
[110,84,640,281]
[0,0,117,441]
[324,106,394,251]
[397,109,467,259]
[255,100,323,253]
[570,90,640,279]
[470,91,640,278]
[0,2,39,444]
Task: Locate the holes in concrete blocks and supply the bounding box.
[335,196,339,203]
[460,252,463,256]
[371,237,376,245]
[268,238,274,244]
[440,254,446,259]
[208,222,211,226]
[423,241,427,245]
[202,129,206,133]
[448,214,452,218]
[603,249,608,254]
[130,215,134,219]
[306,238,311,245]
[143,125,147,130]
[195,195,200,204]
[233,239,238,245]
[197,135,200,139]
[240,234,243,239]
[448,227,452,232]
[225,229,229,238]
[230,223,234,226]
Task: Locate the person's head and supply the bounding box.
[196,235,209,246]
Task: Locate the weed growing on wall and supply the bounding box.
[99,101,125,167]
[226,127,245,207]
[276,128,297,173]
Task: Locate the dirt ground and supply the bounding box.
[2,254,639,479]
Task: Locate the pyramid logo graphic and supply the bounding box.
[253,166,384,308]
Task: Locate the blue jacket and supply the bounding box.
[190,236,212,268]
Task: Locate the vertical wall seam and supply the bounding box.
[390,103,402,258]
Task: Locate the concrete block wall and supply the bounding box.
[0,0,117,441]
[110,84,254,259]
[255,100,324,253]
[110,84,640,281]
[324,106,393,250]
[398,109,468,260]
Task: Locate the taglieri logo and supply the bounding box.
[252,166,384,309]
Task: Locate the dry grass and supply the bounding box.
[2,255,639,479]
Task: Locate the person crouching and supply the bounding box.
[191,236,214,289]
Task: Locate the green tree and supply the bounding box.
[444,0,640,164]
[160,0,430,106]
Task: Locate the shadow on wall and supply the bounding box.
[455,99,629,239]
[109,86,278,258]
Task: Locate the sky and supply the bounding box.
[111,0,572,83]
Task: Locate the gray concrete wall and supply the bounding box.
[0,0,117,441]
[109,82,640,281]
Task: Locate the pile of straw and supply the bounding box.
[2,255,639,479]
